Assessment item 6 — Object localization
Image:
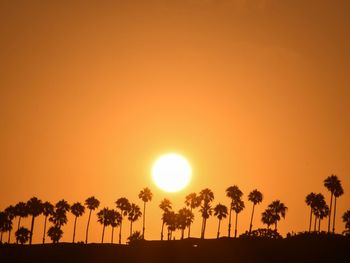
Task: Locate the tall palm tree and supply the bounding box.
[312,193,326,231]
[15,227,30,245]
[199,188,214,239]
[305,192,317,232]
[342,210,350,235]
[4,206,15,243]
[42,201,54,244]
[14,202,28,233]
[324,174,340,233]
[177,207,194,240]
[84,196,100,244]
[317,203,329,232]
[0,212,11,243]
[248,189,263,234]
[184,193,201,238]
[332,180,344,233]
[71,202,85,243]
[26,197,43,244]
[56,199,70,213]
[115,197,131,244]
[97,208,110,243]
[268,200,287,231]
[138,187,153,239]
[47,226,63,244]
[226,185,243,237]
[261,208,277,229]
[214,203,228,238]
[159,198,172,240]
[232,199,245,238]
[108,209,122,243]
[128,203,142,236]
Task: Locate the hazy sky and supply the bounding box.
[1,0,349,243]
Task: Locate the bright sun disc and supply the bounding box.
[152,153,192,192]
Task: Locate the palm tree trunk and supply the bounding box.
[188,207,192,238]
[101,225,105,243]
[29,215,35,245]
[217,219,221,238]
[111,227,114,243]
[234,212,238,238]
[249,204,255,234]
[308,207,313,232]
[200,218,204,239]
[332,197,337,234]
[142,202,146,239]
[85,209,92,244]
[318,217,321,232]
[314,215,317,232]
[17,216,22,244]
[181,228,184,240]
[161,221,164,240]
[130,221,133,236]
[203,218,207,239]
[119,219,122,244]
[327,192,333,233]
[42,216,48,244]
[72,216,77,243]
[8,229,11,243]
[228,203,232,237]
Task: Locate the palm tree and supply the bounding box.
[128,203,142,236]
[312,193,326,231]
[14,202,28,233]
[26,197,43,244]
[84,196,100,244]
[232,198,245,238]
[42,201,54,244]
[226,185,243,237]
[71,202,85,243]
[115,197,131,244]
[184,193,201,238]
[138,187,153,239]
[248,189,263,234]
[159,198,172,240]
[317,203,329,232]
[199,188,214,239]
[324,174,340,233]
[305,192,317,232]
[0,211,12,243]
[15,227,30,245]
[342,210,350,235]
[49,208,69,227]
[332,180,344,233]
[4,206,15,243]
[164,211,177,240]
[261,208,277,229]
[177,207,194,240]
[268,200,288,231]
[56,199,70,213]
[47,226,63,243]
[108,209,122,243]
[214,203,228,238]
[97,208,111,243]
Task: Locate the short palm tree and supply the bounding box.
[177,207,194,240]
[316,203,329,232]
[305,192,317,232]
[55,199,70,213]
[47,226,63,243]
[261,208,277,229]
[128,203,142,236]
[214,203,228,238]
[97,208,110,243]
[324,174,340,233]
[14,202,28,233]
[232,198,245,238]
[159,198,172,240]
[116,197,131,244]
[0,211,12,243]
[164,211,177,240]
[342,210,350,235]
[199,188,214,239]
[184,193,201,238]
[42,201,54,244]
[248,189,263,234]
[15,227,30,245]
[226,185,243,237]
[312,193,326,231]
[332,180,344,233]
[26,197,43,244]
[71,202,85,243]
[138,187,153,239]
[108,209,122,243]
[268,200,287,231]
[84,196,100,244]
[4,206,15,243]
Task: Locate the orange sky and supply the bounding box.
[1,0,349,244]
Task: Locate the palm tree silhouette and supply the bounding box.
[128,203,142,236]
[47,226,63,243]
[97,208,110,243]
[324,174,340,233]
[332,180,344,233]
[232,198,245,238]
[0,211,12,243]
[71,202,85,243]
[342,210,350,235]
[312,193,326,231]
[41,201,54,244]
[316,203,329,232]
[26,197,43,244]
[226,186,243,237]
[14,202,28,233]
[108,209,121,243]
[177,207,194,240]
[199,188,214,239]
[261,208,276,229]
[159,198,172,240]
[4,206,15,243]
[184,193,201,238]
[248,189,263,234]
[268,200,287,231]
[15,227,30,245]
[214,203,228,238]
[116,197,131,244]
[84,196,100,244]
[56,199,70,213]
[138,187,153,239]
[305,192,317,232]
[164,210,176,240]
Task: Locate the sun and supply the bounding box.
[152,153,192,192]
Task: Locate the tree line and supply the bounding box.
[0,174,349,245]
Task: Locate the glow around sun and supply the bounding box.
[152,153,192,192]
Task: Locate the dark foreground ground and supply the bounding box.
[1,236,350,263]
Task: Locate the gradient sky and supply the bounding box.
[1,0,349,243]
